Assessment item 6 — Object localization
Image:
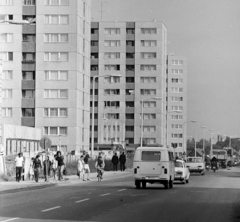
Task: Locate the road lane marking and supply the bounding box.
[118,189,126,192]
[41,206,61,212]
[100,193,111,196]
[0,218,19,222]
[75,198,90,203]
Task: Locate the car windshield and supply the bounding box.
[175,162,183,168]
[187,158,202,163]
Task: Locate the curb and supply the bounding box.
[0,183,57,195]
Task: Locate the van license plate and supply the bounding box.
[147,176,159,179]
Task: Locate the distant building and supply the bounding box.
[167,55,187,155]
[0,0,91,153]
[90,21,167,147]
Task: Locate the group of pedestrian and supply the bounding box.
[15,151,65,183]
[77,151,91,181]
[111,151,126,171]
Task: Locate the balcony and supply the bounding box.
[125,131,134,137]
[22,42,36,52]
[22,63,35,71]
[21,117,35,127]
[126,119,134,125]
[126,58,135,65]
[21,80,35,89]
[126,34,135,40]
[91,58,98,65]
[125,95,134,101]
[22,25,36,34]
[126,83,135,89]
[22,98,35,108]
[91,34,99,40]
[22,6,36,15]
[126,107,134,113]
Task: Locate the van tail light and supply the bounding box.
[164,168,167,174]
[134,168,137,174]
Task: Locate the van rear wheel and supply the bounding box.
[142,181,146,189]
[136,180,141,189]
[164,181,169,189]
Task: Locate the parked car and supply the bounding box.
[174,160,190,184]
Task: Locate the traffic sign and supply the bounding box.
[40,136,52,149]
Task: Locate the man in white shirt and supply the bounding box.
[15,153,24,182]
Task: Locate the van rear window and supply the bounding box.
[141,151,161,161]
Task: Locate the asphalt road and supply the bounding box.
[1,168,240,222]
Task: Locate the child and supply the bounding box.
[77,156,85,180]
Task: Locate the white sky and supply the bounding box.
[92,0,240,140]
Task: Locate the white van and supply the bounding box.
[133,147,175,189]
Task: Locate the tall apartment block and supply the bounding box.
[90,21,167,147]
[167,55,187,156]
[0,0,91,152]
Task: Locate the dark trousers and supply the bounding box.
[16,167,22,182]
[34,168,40,182]
[113,164,118,171]
[120,163,125,171]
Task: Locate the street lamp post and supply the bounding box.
[140,97,162,147]
[183,121,197,153]
[194,126,206,157]
[91,74,121,157]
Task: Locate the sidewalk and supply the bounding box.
[0,170,132,195]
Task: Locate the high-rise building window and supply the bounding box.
[23,0,35,5]
[104,101,120,108]
[140,77,156,84]
[143,101,156,108]
[44,89,68,98]
[23,71,35,80]
[171,106,183,111]
[2,70,13,80]
[171,97,183,102]
[0,52,13,61]
[83,2,86,17]
[103,113,119,120]
[141,40,157,47]
[140,113,156,119]
[0,33,13,42]
[142,138,156,144]
[171,124,183,129]
[44,127,67,136]
[104,65,120,71]
[140,65,156,71]
[104,52,120,59]
[171,115,183,120]
[0,14,13,20]
[44,52,68,62]
[140,89,156,95]
[22,108,35,117]
[104,89,120,95]
[2,89,12,98]
[172,69,183,74]
[172,60,183,65]
[2,108,12,117]
[44,0,69,6]
[104,76,120,83]
[45,71,68,80]
[141,28,157,34]
[82,128,84,142]
[171,87,183,93]
[0,0,13,5]
[104,40,120,47]
[172,78,183,84]
[143,126,156,132]
[141,52,156,59]
[171,133,183,139]
[104,28,120,35]
[44,108,67,117]
[44,34,68,43]
[23,34,36,42]
[45,15,69,25]
[22,90,35,98]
